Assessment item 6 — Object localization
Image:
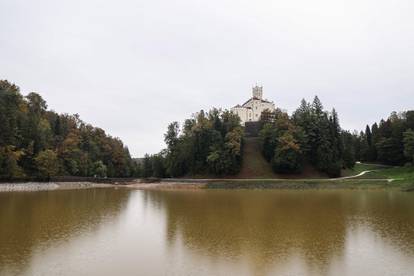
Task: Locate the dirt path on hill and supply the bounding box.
[234,137,327,179]
[235,137,276,178]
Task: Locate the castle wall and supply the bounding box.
[231,86,275,125]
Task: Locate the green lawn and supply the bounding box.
[361,166,414,184]
[341,163,389,176]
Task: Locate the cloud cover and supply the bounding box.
[1,0,413,157]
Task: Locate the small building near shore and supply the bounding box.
[231,85,275,125]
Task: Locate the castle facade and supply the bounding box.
[231,86,275,125]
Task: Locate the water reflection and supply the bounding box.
[0,189,130,275]
[145,190,414,275]
[0,188,413,276]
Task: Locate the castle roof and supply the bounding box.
[241,97,272,107]
[233,104,251,109]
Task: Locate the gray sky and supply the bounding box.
[1,0,413,157]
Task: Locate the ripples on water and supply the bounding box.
[0,188,413,276]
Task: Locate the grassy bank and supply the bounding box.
[341,163,390,176]
[356,166,414,184]
[204,178,395,190]
[205,164,414,190]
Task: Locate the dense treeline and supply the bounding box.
[141,109,243,177]
[354,111,414,166]
[0,80,136,179]
[260,96,355,177]
[3,79,411,180]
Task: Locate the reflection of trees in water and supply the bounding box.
[145,190,349,274]
[145,190,414,275]
[0,189,130,273]
[347,191,414,255]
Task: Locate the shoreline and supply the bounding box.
[0,182,114,193]
[1,178,412,192]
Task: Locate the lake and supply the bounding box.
[1,188,414,276]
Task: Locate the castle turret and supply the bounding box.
[231,85,275,125]
[252,85,263,99]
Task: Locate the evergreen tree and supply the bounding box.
[142,154,153,178]
[403,129,414,164]
[341,131,356,168]
[162,109,243,177]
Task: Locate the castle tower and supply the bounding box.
[252,85,263,100]
[231,85,275,125]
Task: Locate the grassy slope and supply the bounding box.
[235,137,276,179]
[234,137,327,179]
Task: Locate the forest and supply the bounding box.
[260,96,351,177]
[261,97,414,176]
[354,111,414,166]
[141,109,244,177]
[143,96,350,178]
[0,80,137,179]
[144,97,414,178]
[2,79,413,179]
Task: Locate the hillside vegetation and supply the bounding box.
[235,137,327,179]
[259,97,355,177]
[354,111,414,166]
[143,96,414,179]
[141,109,243,178]
[0,80,137,179]
[2,79,413,181]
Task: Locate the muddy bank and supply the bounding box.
[122,181,205,190]
[0,182,113,192]
[126,179,407,191]
[1,178,410,192]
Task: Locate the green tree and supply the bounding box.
[0,79,136,179]
[35,149,58,178]
[341,131,356,168]
[142,154,153,178]
[91,161,107,177]
[162,108,243,177]
[151,153,166,178]
[164,122,179,148]
[376,138,402,165]
[403,129,414,163]
[0,146,25,178]
[0,80,25,147]
[271,132,302,173]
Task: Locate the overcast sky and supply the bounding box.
[1,0,413,157]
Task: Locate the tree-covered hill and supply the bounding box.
[259,97,414,177]
[353,111,414,166]
[0,80,137,179]
[259,97,353,177]
[140,109,244,178]
[2,79,412,180]
[143,96,413,179]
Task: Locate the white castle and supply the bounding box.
[231,85,275,125]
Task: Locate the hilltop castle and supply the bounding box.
[231,86,275,125]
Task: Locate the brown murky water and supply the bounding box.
[1,188,414,276]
